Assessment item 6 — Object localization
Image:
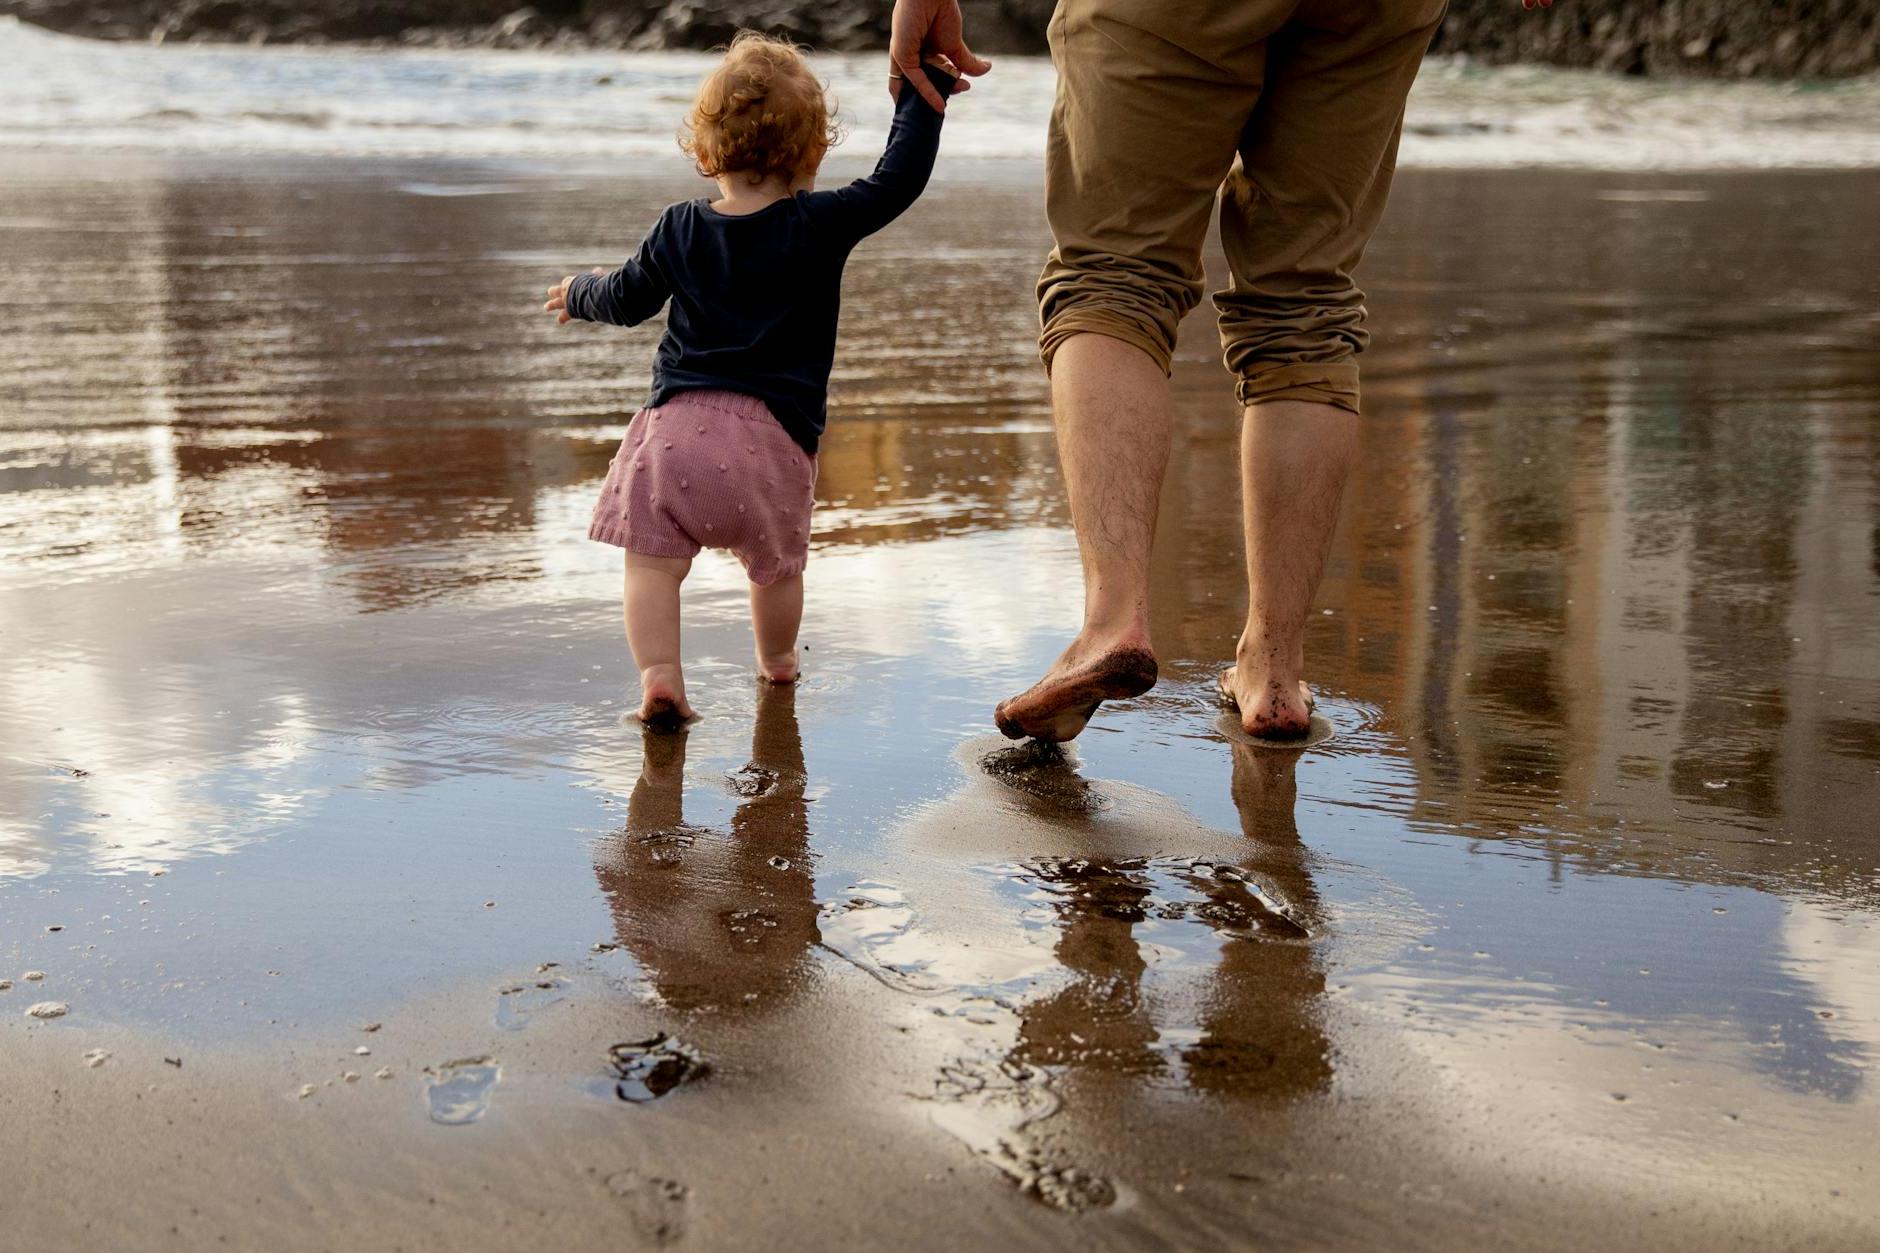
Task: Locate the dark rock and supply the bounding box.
[1429,0,1880,79]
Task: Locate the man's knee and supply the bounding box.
[1235,361,1362,414]
[1038,252,1200,377]
[1218,287,1367,412]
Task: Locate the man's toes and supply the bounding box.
[995,687,1088,742]
[995,710,1024,739]
[994,693,1037,739]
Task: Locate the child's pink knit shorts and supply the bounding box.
[588,390,817,586]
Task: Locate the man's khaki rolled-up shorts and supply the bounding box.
[1037,0,1448,413]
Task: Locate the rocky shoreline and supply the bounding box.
[1,0,1876,77]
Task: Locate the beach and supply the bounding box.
[3,26,1880,1252]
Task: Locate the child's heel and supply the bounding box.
[638,695,690,733]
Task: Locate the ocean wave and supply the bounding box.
[4,17,1880,169]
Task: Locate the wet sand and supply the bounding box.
[3,155,1879,1249]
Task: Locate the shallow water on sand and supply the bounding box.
[2,158,1878,1246]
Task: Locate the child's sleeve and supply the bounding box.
[804,63,954,243]
[565,212,674,327]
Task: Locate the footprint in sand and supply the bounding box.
[926,1035,1121,1211]
[603,1168,689,1245]
[424,1057,500,1125]
[606,1033,708,1103]
[818,868,1124,1211]
[815,881,945,995]
[977,740,1113,817]
[494,975,570,1030]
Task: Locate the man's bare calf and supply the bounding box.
[998,336,1358,744]
[1216,399,1358,741]
[996,333,1170,741]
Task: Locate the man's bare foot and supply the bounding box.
[1217,667,1313,741]
[638,664,696,731]
[756,648,799,685]
[995,640,1158,742]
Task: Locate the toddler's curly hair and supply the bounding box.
[679,31,840,185]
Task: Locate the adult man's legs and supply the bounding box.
[1215,1,1448,738]
[996,0,1269,741]
[1222,401,1359,737]
[994,333,1167,742]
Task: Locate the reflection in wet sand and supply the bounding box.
[0,162,1057,591]
[2,159,1878,1245]
[1005,744,1329,1101]
[593,685,819,1012]
[840,741,1348,1209]
[1182,745,1330,1097]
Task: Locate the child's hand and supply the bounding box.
[888,0,990,112]
[544,268,606,325]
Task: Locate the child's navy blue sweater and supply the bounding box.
[565,64,953,456]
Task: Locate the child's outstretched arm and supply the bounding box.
[806,62,956,243]
[545,217,673,327]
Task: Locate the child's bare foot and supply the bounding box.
[995,635,1159,742]
[756,648,799,685]
[638,663,696,731]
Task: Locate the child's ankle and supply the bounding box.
[756,648,799,684]
[640,662,686,695]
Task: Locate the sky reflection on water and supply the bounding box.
[0,162,1876,1220]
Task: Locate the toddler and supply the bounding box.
[545,34,957,727]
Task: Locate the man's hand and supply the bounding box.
[543,268,605,325]
[889,0,991,112]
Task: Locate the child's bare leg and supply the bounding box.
[750,572,804,684]
[624,552,696,725]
